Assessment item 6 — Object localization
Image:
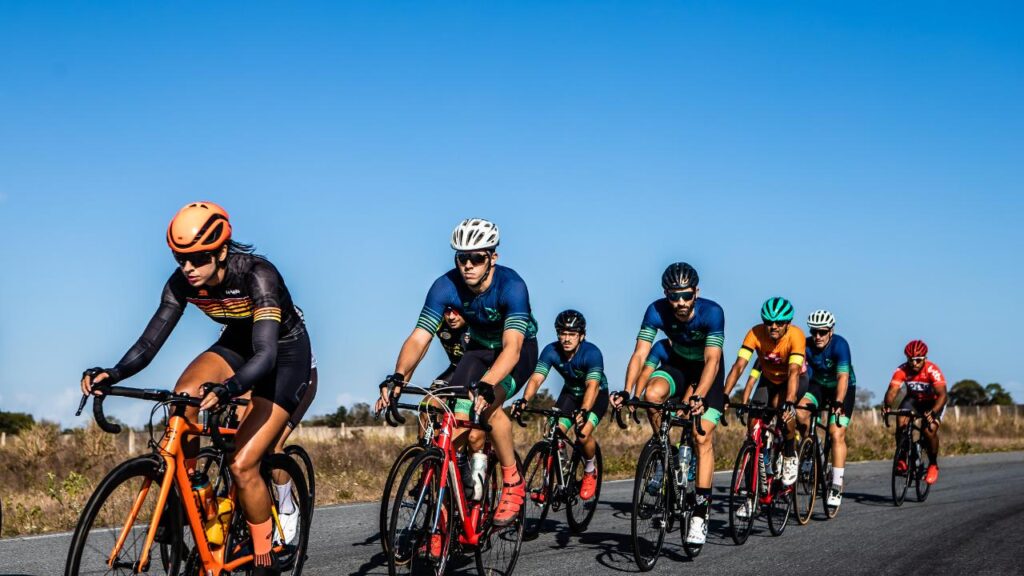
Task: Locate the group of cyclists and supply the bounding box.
[77,205,951,575]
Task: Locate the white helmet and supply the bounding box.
[807,309,836,330]
[450,218,500,251]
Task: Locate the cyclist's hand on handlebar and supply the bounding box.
[610,390,629,409]
[781,401,796,423]
[377,373,405,410]
[81,367,117,396]
[510,398,528,419]
[472,381,496,414]
[689,395,706,417]
[199,383,229,411]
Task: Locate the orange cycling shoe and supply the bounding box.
[493,480,525,526]
[925,464,939,485]
[580,470,598,500]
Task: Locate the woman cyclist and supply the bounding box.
[80,201,314,576]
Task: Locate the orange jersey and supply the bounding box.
[737,324,806,385]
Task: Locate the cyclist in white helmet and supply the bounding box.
[795,309,858,508]
[376,218,539,526]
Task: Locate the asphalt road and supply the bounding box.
[3,451,1023,575]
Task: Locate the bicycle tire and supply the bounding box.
[284,445,316,518]
[821,435,839,519]
[380,444,426,555]
[521,442,553,540]
[387,448,454,576]
[914,441,932,502]
[474,451,525,576]
[793,436,817,525]
[254,453,311,575]
[728,441,757,545]
[566,442,602,534]
[65,455,184,576]
[891,437,911,507]
[630,442,666,571]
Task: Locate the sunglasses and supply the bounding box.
[455,252,490,266]
[173,251,216,268]
[763,320,790,327]
[810,328,831,337]
[909,356,926,362]
[666,290,696,302]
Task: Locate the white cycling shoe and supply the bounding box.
[781,456,798,486]
[735,498,753,519]
[275,508,300,546]
[826,485,843,508]
[686,516,707,546]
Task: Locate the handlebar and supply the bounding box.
[615,397,704,436]
[379,383,491,432]
[883,408,921,428]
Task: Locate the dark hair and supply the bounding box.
[225,240,267,261]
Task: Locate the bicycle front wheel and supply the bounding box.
[566,443,602,534]
[630,443,666,571]
[914,442,932,502]
[65,455,184,576]
[891,438,911,507]
[475,451,525,576]
[521,442,553,540]
[388,449,454,576]
[793,437,817,525]
[728,442,757,545]
[821,440,839,519]
[380,445,426,555]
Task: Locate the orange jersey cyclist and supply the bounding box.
[80,202,314,576]
[513,310,609,501]
[724,297,807,493]
[375,218,539,526]
[613,262,725,547]
[794,309,857,508]
[882,340,947,485]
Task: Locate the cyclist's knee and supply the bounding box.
[229,454,261,485]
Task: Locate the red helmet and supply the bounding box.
[904,340,928,358]
[167,202,232,253]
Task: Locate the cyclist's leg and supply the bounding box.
[641,370,673,435]
[749,382,770,434]
[175,342,240,467]
[829,385,853,470]
[480,338,538,470]
[691,362,724,520]
[798,380,822,437]
[783,374,809,457]
[896,396,915,446]
[574,390,607,460]
[919,399,941,465]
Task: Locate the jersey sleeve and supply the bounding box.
[227,261,283,393]
[583,345,605,383]
[834,337,853,374]
[644,339,671,368]
[111,273,187,381]
[737,329,759,361]
[416,274,459,335]
[499,274,533,336]
[637,302,662,343]
[788,329,806,365]
[889,367,908,389]
[704,302,725,349]
[533,343,558,377]
[928,363,947,386]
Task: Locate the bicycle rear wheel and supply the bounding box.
[284,445,316,518]
[380,445,426,554]
[566,442,602,534]
[766,459,792,536]
[475,451,524,576]
[914,442,932,502]
[891,438,911,507]
[65,455,184,576]
[821,439,839,519]
[793,437,817,525]
[261,453,311,575]
[630,442,666,571]
[728,442,757,545]
[521,442,553,540]
[387,449,454,576]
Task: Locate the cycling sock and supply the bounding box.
[584,458,596,474]
[694,487,712,518]
[501,464,521,485]
[832,467,844,487]
[274,480,296,514]
[247,518,274,566]
[784,438,796,457]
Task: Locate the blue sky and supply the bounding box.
[1,2,1021,426]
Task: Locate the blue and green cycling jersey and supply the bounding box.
[636,297,725,361]
[805,333,856,388]
[416,265,538,349]
[643,338,677,369]
[534,340,608,397]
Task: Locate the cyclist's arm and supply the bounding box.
[580,378,600,413]
[786,360,802,403]
[520,372,547,404]
[932,381,948,416]
[480,329,524,389]
[634,363,658,399]
[883,378,903,408]
[225,263,286,395]
[723,354,750,398]
[109,276,187,382]
[393,327,434,381]
[693,345,722,400]
[625,338,653,396]
[835,372,850,407]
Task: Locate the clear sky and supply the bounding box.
[1,2,1021,426]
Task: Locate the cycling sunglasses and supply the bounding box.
[908,356,926,362]
[173,251,216,269]
[763,320,790,327]
[810,328,831,337]
[666,290,696,302]
[455,252,490,266]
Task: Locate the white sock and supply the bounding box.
[584,458,596,474]
[274,480,296,514]
[833,467,845,487]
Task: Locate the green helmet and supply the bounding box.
[760,297,794,323]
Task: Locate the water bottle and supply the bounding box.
[204,497,234,547]
[469,452,488,501]
[677,444,692,488]
[688,448,697,483]
[190,472,216,522]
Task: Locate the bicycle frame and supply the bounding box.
[742,406,789,505]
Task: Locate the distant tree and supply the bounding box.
[854,389,875,410]
[347,402,374,426]
[532,389,557,409]
[984,383,1014,406]
[0,411,35,435]
[949,380,987,406]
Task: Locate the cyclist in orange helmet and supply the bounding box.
[882,340,946,485]
[81,201,314,576]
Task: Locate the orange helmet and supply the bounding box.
[166,201,232,253]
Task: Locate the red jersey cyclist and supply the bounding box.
[80,202,314,576]
[882,340,947,485]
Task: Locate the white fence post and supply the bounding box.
[1,431,5,447]
[871,409,878,426]
[128,429,135,454]
[955,405,960,422]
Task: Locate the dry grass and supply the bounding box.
[2,409,1022,537]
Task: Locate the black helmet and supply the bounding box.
[661,262,699,291]
[555,309,586,333]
